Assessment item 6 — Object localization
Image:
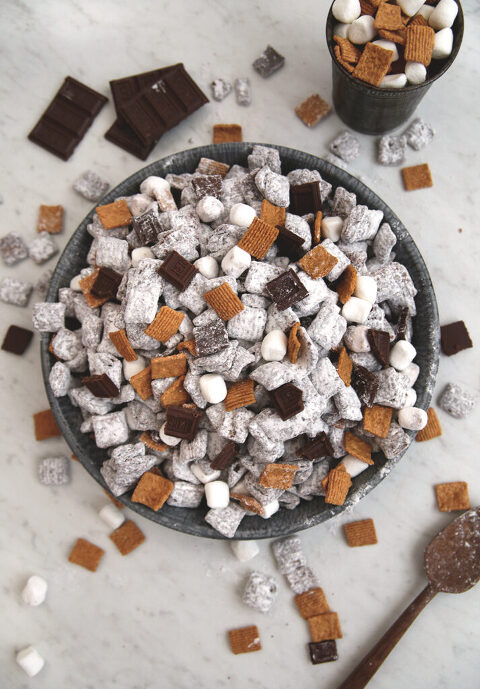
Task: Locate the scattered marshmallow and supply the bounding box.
[159,422,182,447]
[398,406,428,430]
[348,15,376,45]
[205,480,230,508]
[429,0,458,30]
[16,646,45,677]
[221,245,252,278]
[416,5,434,21]
[403,362,420,386]
[194,255,219,279]
[131,247,154,267]
[372,39,399,62]
[405,61,427,85]
[21,576,48,607]
[332,0,361,24]
[99,503,125,530]
[341,296,372,324]
[344,325,370,352]
[191,462,221,484]
[379,74,408,89]
[123,356,146,382]
[260,329,288,362]
[354,275,377,303]
[321,216,343,242]
[389,340,416,371]
[432,28,454,59]
[199,374,227,404]
[69,274,83,291]
[260,499,280,518]
[140,176,170,199]
[397,0,425,16]
[229,203,256,228]
[196,196,224,223]
[333,22,350,38]
[231,540,260,562]
[340,454,370,477]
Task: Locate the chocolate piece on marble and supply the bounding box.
[440,321,473,356]
[308,640,338,665]
[2,325,34,355]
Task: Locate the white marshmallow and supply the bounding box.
[397,0,425,16]
[194,255,219,279]
[403,362,420,386]
[404,388,418,407]
[372,39,399,62]
[229,203,256,228]
[379,74,408,89]
[140,175,170,199]
[16,646,45,677]
[354,275,377,303]
[221,245,252,278]
[332,0,361,24]
[321,216,343,242]
[129,193,153,216]
[340,454,369,477]
[333,22,350,38]
[131,247,154,267]
[405,61,427,84]
[416,5,434,20]
[346,325,371,352]
[389,340,416,371]
[199,374,227,404]
[342,296,372,324]
[123,356,146,382]
[231,540,260,562]
[348,15,376,45]
[191,463,221,484]
[99,503,125,530]
[260,499,280,518]
[196,196,224,223]
[429,0,458,30]
[159,422,182,447]
[398,406,428,430]
[69,274,82,291]
[432,28,454,59]
[260,329,288,362]
[205,480,230,508]
[21,575,48,606]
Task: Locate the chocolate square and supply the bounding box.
[165,405,202,441]
[440,321,473,356]
[296,432,333,461]
[290,182,322,216]
[104,119,157,160]
[131,209,161,245]
[352,364,379,407]
[308,640,338,665]
[367,329,391,367]
[270,383,304,421]
[191,175,223,199]
[210,441,237,470]
[91,267,123,299]
[275,225,305,261]
[194,319,229,357]
[81,373,120,398]
[1,325,33,355]
[266,269,309,311]
[159,250,197,291]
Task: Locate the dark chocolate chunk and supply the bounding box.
[194,319,229,357]
[308,640,338,665]
[104,119,157,160]
[367,329,391,367]
[1,325,33,355]
[440,321,473,356]
[159,250,197,291]
[191,175,223,199]
[109,66,180,113]
[131,209,162,245]
[252,45,285,78]
[275,225,305,261]
[210,441,237,470]
[289,182,322,216]
[352,364,379,407]
[395,306,409,341]
[165,405,202,441]
[28,77,107,161]
[296,432,333,461]
[91,267,123,299]
[270,383,304,421]
[81,373,120,398]
[265,269,309,311]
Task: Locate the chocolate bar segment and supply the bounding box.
[159,251,197,291]
[270,383,304,421]
[104,119,156,161]
[165,405,202,441]
[109,66,180,113]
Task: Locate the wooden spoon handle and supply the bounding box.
[337,584,438,689]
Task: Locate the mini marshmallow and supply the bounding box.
[159,422,182,447]
[16,646,45,677]
[21,575,48,606]
[194,255,219,279]
[348,15,376,45]
[405,61,427,84]
[354,275,377,303]
[389,340,416,371]
[333,22,350,38]
[379,74,408,89]
[416,5,434,21]
[345,325,370,352]
[231,540,260,562]
[429,0,458,30]
[123,356,146,382]
[321,216,343,242]
[221,245,252,278]
[196,196,224,223]
[261,329,288,362]
[340,454,369,477]
[69,274,82,291]
[229,203,256,228]
[341,296,372,324]
[199,374,227,404]
[131,247,154,267]
[205,480,230,508]
[99,503,125,530]
[191,462,221,484]
[432,28,454,59]
[397,0,425,16]
[404,388,417,407]
[332,0,361,24]
[140,175,170,199]
[372,39,399,62]
[398,406,428,430]
[260,499,280,518]
[403,362,420,386]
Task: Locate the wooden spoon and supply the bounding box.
[338,507,480,689]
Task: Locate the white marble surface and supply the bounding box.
[1,0,479,687]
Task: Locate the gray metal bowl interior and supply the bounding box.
[42,142,440,540]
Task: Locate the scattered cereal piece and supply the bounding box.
[210,78,232,101]
[344,518,378,546]
[230,492,264,515]
[73,170,110,202]
[415,407,442,441]
[295,94,332,127]
[363,404,393,438]
[378,135,407,166]
[238,217,279,259]
[225,379,256,411]
[309,640,338,665]
[68,537,104,572]
[131,471,174,510]
[308,612,343,642]
[337,264,357,304]
[261,199,286,227]
[435,482,470,512]
[298,245,338,279]
[234,77,251,106]
[337,346,353,386]
[313,211,322,245]
[228,625,262,654]
[438,383,477,419]
[129,366,153,401]
[335,45,356,72]
[110,520,145,555]
[96,199,131,229]
[33,409,62,441]
[1,324,33,355]
[213,124,243,143]
[377,27,406,46]
[161,375,190,407]
[404,118,435,151]
[79,270,110,309]
[329,131,360,163]
[404,25,435,66]
[109,329,137,361]
[440,321,473,356]
[352,43,394,87]
[177,338,197,356]
[287,322,301,364]
[37,205,63,234]
[295,588,330,619]
[38,456,71,485]
[28,231,58,264]
[203,282,244,321]
[253,45,285,78]
[401,163,433,191]
[259,463,298,490]
[0,232,28,266]
[242,571,278,613]
[151,353,187,379]
[139,431,168,453]
[144,306,185,342]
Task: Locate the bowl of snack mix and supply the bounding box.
[39,142,439,539]
[326,0,464,134]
